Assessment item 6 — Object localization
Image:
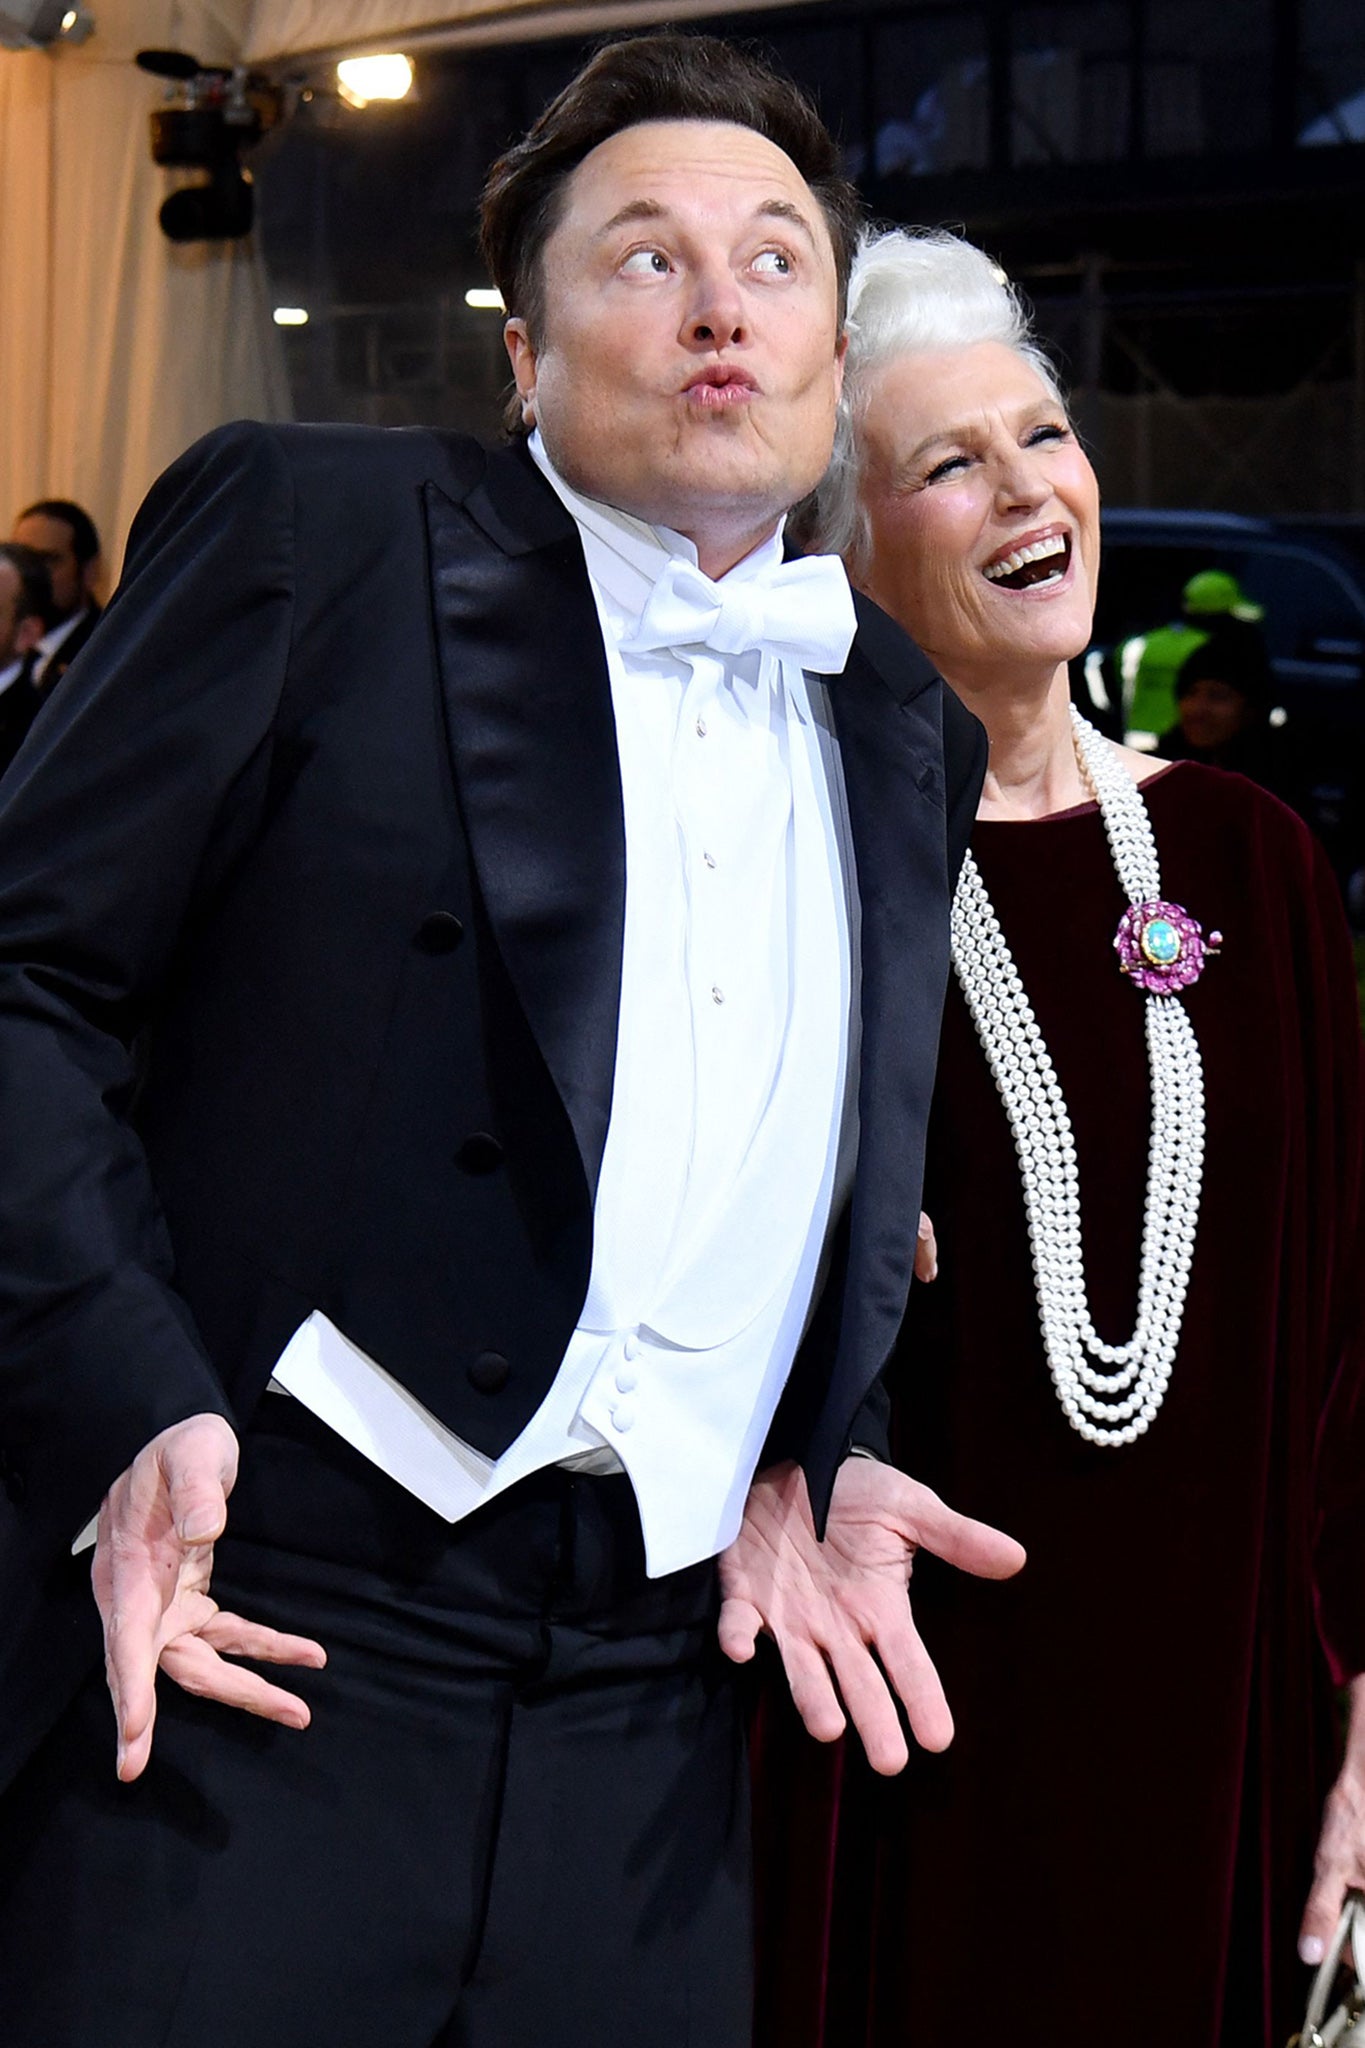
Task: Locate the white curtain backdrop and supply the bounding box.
[0,1,290,579]
[241,0,783,64]
[2,0,795,571]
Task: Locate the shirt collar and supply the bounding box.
[526,431,787,638]
[36,606,91,660]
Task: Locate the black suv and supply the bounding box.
[1081,509,1365,898]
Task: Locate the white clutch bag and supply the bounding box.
[1292,1894,1365,2048]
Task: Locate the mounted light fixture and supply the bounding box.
[137,47,283,242]
[0,0,94,47]
[336,53,413,110]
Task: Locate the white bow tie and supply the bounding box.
[620,552,857,675]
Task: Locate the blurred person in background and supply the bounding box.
[752,226,1365,2048]
[1157,625,1311,821]
[0,543,54,777]
[1113,564,1266,747]
[9,499,102,688]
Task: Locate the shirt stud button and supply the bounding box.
[703,851,716,869]
[696,716,707,737]
[612,1403,636,1432]
[467,1351,510,1395]
[712,985,725,1004]
[615,1368,639,1394]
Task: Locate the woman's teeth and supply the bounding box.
[983,535,1070,589]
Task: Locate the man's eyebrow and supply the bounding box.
[757,198,819,246]
[595,199,669,239]
[592,196,822,245]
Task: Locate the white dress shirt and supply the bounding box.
[33,606,91,683]
[269,436,860,1576]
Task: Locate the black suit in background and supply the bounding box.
[0,423,983,2045]
[0,651,42,778]
[0,607,104,781]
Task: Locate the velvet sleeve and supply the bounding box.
[1306,838,1365,1684]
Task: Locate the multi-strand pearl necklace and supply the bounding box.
[950,708,1220,1446]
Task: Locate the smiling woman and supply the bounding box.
[752,227,1365,2048]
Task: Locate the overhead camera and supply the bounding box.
[0,2,94,47]
[136,47,283,243]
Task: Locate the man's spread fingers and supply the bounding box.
[160,1637,313,1727]
[826,1636,908,1776]
[918,1499,1026,1581]
[716,1597,763,1664]
[198,1611,327,1668]
[878,1614,955,1756]
[780,1636,847,1744]
[103,1562,165,1752]
[165,1470,228,1547]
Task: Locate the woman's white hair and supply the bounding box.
[813,226,1065,574]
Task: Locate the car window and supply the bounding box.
[1096,537,1365,664]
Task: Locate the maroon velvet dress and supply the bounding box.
[752,764,1365,2048]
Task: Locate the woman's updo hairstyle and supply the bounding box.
[814,227,1065,574]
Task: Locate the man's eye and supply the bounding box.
[752,249,793,275]
[620,248,671,277]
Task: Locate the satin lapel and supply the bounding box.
[422,449,624,1202]
[833,623,952,1399]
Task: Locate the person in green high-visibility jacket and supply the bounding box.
[1115,568,1265,744]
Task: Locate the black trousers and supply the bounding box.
[0,1397,753,2047]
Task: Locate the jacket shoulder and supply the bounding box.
[849,588,939,705]
[163,419,490,504]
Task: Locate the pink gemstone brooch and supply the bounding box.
[1114,899,1223,995]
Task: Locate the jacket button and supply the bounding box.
[467,1351,510,1395]
[415,911,464,954]
[455,1132,504,1175]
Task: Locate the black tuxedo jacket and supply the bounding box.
[0,423,983,1787]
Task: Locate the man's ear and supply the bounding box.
[81,557,103,606]
[503,318,539,430]
[832,327,849,405]
[15,614,44,658]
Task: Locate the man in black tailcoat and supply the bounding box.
[0,34,1020,2048]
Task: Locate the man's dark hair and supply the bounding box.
[16,498,100,566]
[480,32,862,350]
[0,542,55,632]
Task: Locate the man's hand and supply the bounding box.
[914,1211,938,1284]
[719,1456,1024,1774]
[1300,1675,1365,1963]
[92,1412,326,1783]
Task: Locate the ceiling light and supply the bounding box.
[273,307,309,326]
[336,53,412,109]
[465,288,505,311]
[0,0,94,46]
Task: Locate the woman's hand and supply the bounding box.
[1300,1673,1365,1963]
